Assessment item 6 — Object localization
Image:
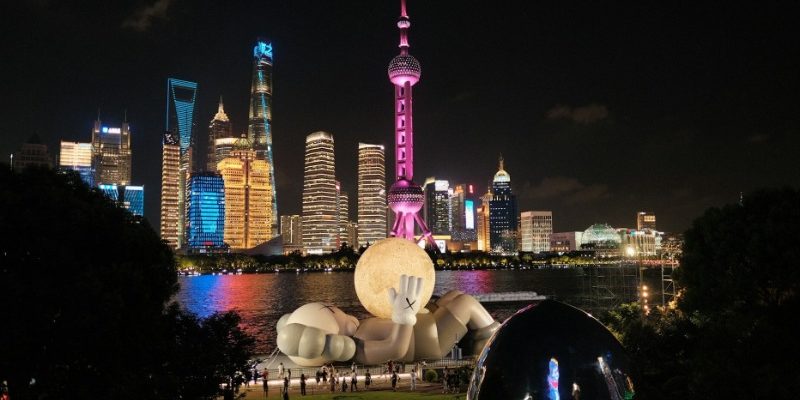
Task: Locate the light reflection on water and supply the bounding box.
[176,269,660,354]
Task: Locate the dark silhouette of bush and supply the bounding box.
[0,167,254,399]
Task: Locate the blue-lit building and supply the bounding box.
[166,77,198,248]
[98,184,144,217]
[489,157,518,253]
[187,172,225,252]
[248,38,278,237]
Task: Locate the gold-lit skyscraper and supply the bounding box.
[477,190,492,251]
[302,131,337,254]
[218,136,271,249]
[160,131,181,249]
[357,143,387,246]
[637,211,656,231]
[336,181,350,247]
[59,141,94,186]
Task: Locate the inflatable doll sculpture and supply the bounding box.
[276,238,500,366]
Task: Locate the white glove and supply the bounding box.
[388,274,423,325]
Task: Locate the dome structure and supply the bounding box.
[493,156,511,183]
[582,223,621,246]
[388,54,421,86]
[467,300,634,400]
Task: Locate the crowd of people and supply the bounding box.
[240,359,452,398]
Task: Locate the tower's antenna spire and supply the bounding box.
[397,0,411,52]
[218,95,224,112]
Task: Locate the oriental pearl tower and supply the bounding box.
[387,0,436,248]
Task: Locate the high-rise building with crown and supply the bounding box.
[357,143,387,246]
[247,39,278,237]
[218,136,271,250]
[207,97,232,171]
[160,131,181,249]
[302,131,337,254]
[91,119,131,186]
[489,157,518,253]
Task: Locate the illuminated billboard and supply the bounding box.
[465,200,475,229]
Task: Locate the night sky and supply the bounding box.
[3,0,798,234]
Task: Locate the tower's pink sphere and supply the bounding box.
[388,54,421,86]
[388,179,424,213]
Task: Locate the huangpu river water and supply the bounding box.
[176,268,664,354]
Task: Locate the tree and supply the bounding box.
[0,167,255,399]
[605,188,800,400]
[677,188,800,399]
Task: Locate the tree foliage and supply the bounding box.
[604,188,800,400]
[0,167,254,399]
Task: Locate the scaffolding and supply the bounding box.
[577,264,640,314]
[661,261,678,307]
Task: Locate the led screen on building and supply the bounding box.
[465,200,475,230]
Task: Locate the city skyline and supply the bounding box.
[4,1,798,234]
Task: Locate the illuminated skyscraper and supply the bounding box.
[247,39,278,237]
[160,131,181,249]
[477,190,492,251]
[91,119,131,185]
[207,97,232,171]
[99,184,144,216]
[217,136,271,250]
[489,156,518,253]
[336,182,350,247]
[520,211,553,253]
[423,178,452,235]
[302,131,337,254]
[357,143,387,246]
[166,78,198,248]
[213,137,238,168]
[59,141,94,186]
[386,0,436,247]
[280,215,303,253]
[187,172,225,252]
[637,211,656,231]
[12,135,52,171]
[450,183,477,242]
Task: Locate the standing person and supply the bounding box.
[299,374,307,396]
[287,368,292,385]
[278,362,285,379]
[341,376,348,392]
[391,371,398,391]
[315,368,321,387]
[321,365,328,382]
[351,362,356,376]
[283,377,289,395]
[329,372,336,392]
[262,375,269,398]
[410,368,417,391]
[442,367,449,393]
[351,372,357,392]
[365,370,371,390]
